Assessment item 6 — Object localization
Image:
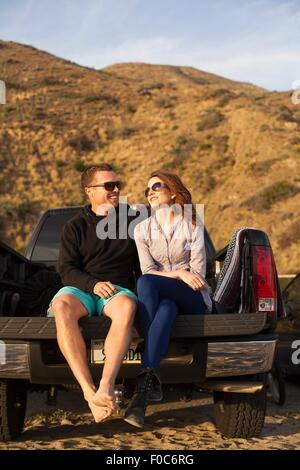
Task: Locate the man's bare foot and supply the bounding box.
[92,389,116,410]
[88,399,112,423]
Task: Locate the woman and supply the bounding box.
[124,171,212,428]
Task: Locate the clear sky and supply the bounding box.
[0,0,299,90]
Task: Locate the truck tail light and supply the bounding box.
[251,245,277,319]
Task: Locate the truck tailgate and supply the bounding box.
[0,313,267,340]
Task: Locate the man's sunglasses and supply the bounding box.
[144,182,169,198]
[88,181,122,191]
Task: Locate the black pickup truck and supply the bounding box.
[0,206,280,441]
[277,273,300,377]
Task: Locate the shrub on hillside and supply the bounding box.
[196,110,224,131]
[199,143,212,151]
[83,93,120,106]
[191,168,217,193]
[74,160,86,172]
[126,103,137,113]
[5,81,27,91]
[115,127,136,138]
[35,107,47,120]
[242,181,300,211]
[294,145,300,153]
[214,135,229,154]
[155,96,175,109]
[15,200,41,220]
[218,96,231,107]
[260,124,270,132]
[138,82,164,94]
[202,172,217,193]
[171,135,197,160]
[59,91,81,99]
[6,58,21,64]
[42,77,64,86]
[204,88,236,102]
[68,134,95,152]
[278,219,300,249]
[277,106,296,123]
[248,158,281,176]
[55,159,67,168]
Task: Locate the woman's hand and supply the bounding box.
[93,281,118,298]
[176,270,206,291]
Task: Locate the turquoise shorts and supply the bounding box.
[47,284,138,317]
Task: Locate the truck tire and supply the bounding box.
[0,379,28,441]
[213,386,266,438]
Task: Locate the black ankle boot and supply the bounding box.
[148,370,163,402]
[124,369,160,428]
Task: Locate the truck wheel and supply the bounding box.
[0,379,28,441]
[213,386,266,438]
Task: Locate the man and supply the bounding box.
[47,163,141,422]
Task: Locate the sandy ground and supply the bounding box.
[0,380,299,450]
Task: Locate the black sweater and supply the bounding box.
[58,204,141,293]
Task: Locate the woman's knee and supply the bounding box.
[158,299,178,319]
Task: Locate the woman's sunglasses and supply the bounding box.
[144,182,169,198]
[88,181,122,191]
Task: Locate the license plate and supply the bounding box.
[91,340,141,364]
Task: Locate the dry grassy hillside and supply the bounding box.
[0,40,299,272]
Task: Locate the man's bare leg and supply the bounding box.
[92,295,137,408]
[51,294,112,422]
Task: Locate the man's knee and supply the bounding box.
[51,298,86,323]
[111,296,137,327]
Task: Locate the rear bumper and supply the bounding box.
[0,341,30,379]
[206,339,276,377]
[0,336,277,384]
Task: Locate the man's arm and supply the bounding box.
[58,222,99,293]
